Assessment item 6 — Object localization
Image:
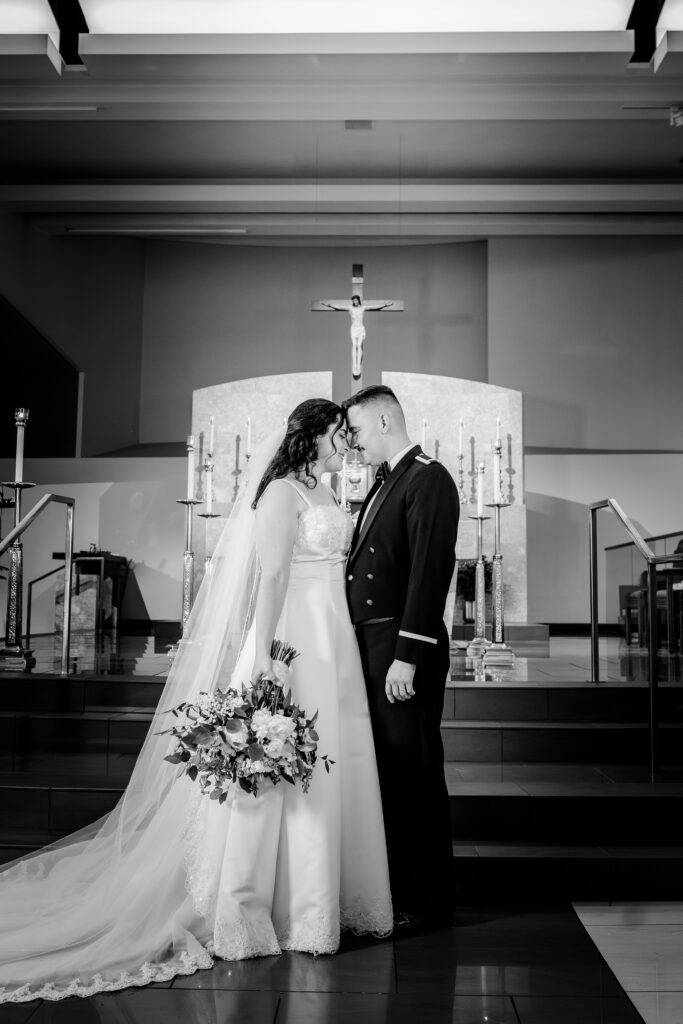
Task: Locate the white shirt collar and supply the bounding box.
[388,443,416,471]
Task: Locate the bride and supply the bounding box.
[0,398,392,1004]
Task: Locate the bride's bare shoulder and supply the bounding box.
[258,477,303,511]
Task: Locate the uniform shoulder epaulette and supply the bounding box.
[414,454,434,465]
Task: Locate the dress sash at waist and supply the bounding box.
[288,559,346,584]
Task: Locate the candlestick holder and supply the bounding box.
[176,498,203,630]
[483,501,516,667]
[456,453,468,504]
[0,411,37,672]
[465,514,492,658]
[0,509,36,672]
[198,509,222,578]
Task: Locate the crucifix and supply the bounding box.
[312,264,404,388]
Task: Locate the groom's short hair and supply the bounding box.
[342,385,404,418]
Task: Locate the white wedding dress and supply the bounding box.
[0,477,392,1003]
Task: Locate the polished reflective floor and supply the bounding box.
[23,632,683,687]
[27,631,175,677]
[575,902,683,1024]
[0,907,645,1024]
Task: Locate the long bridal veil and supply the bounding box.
[0,428,285,1003]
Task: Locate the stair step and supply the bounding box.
[0,773,124,834]
[0,709,154,757]
[453,841,683,859]
[0,675,165,713]
[442,684,683,723]
[440,719,683,763]
[447,775,683,844]
[450,842,683,903]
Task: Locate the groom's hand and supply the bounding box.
[385,659,416,703]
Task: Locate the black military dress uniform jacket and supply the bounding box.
[346,445,460,665]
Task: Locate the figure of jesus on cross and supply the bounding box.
[312,264,403,386]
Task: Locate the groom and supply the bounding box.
[342,385,459,926]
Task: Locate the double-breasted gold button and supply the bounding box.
[366,599,374,606]
[367,573,374,580]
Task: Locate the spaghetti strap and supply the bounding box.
[272,477,314,507]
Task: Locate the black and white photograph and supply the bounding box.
[1,2,683,1022]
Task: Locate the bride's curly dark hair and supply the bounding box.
[252,398,344,508]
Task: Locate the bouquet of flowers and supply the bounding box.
[159,640,333,800]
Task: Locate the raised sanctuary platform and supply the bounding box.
[2,633,681,903]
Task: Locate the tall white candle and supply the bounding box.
[496,417,502,444]
[14,415,25,485]
[208,416,215,457]
[246,417,252,456]
[493,444,502,504]
[421,419,427,450]
[206,462,213,514]
[186,435,195,500]
[458,418,463,457]
[476,462,485,516]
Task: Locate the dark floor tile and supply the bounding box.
[173,940,395,993]
[0,1001,41,1024]
[447,963,623,997]
[28,988,278,1023]
[513,995,644,1024]
[279,992,518,1024]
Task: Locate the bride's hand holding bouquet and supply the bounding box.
[159,640,334,801]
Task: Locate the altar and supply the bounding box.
[188,370,526,627]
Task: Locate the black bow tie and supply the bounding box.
[375,461,391,484]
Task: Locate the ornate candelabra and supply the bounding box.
[483,437,515,667]
[456,452,468,504]
[176,435,203,631]
[1,409,36,672]
[465,511,492,659]
[198,456,222,573]
[482,500,515,667]
[176,496,202,629]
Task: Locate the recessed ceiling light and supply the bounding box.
[0,105,99,113]
[65,227,248,235]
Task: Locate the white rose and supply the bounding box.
[251,708,275,740]
[265,712,296,743]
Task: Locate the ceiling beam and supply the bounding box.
[4,181,683,215]
[29,211,683,240]
[45,0,88,66]
[627,0,666,63]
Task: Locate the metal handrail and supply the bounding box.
[25,563,68,651]
[589,498,683,774]
[0,493,75,676]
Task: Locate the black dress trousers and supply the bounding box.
[355,617,454,919]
